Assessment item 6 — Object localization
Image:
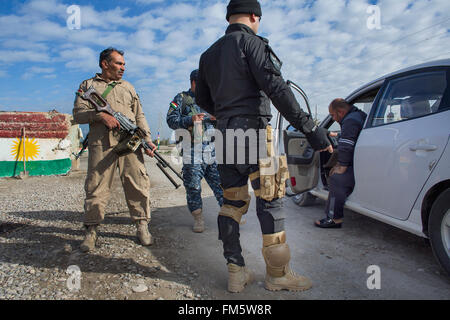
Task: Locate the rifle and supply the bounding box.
[80,86,184,189]
[73,133,89,160]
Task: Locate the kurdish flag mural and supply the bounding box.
[0,111,81,178]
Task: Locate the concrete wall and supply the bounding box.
[0,111,81,178]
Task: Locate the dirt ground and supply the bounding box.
[0,149,449,301]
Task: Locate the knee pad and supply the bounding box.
[219,185,250,224]
[261,232,291,277]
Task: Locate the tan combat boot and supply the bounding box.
[262,231,312,292]
[191,209,204,233]
[80,225,98,253]
[227,263,254,293]
[136,220,153,246]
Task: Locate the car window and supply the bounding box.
[371,70,448,127]
[323,88,379,133]
[327,121,341,133]
[353,102,373,115]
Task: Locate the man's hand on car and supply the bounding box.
[320,131,338,153]
[306,126,334,153]
[329,132,339,138]
[321,144,334,153]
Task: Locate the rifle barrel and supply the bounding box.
[156,162,181,189]
[154,151,184,182]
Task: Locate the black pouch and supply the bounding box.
[264,45,283,76]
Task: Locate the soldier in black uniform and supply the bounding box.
[196,0,332,293]
[315,98,367,228]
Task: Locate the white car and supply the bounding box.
[277,59,450,275]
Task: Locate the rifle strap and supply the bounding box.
[75,82,118,152]
[101,82,117,99]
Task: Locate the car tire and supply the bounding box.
[293,192,316,207]
[428,188,450,276]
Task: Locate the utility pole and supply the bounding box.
[314,105,319,125]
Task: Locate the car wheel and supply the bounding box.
[428,188,450,276]
[293,192,316,207]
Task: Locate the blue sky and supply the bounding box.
[0,0,449,139]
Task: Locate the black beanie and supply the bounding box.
[226,0,262,21]
[190,69,199,82]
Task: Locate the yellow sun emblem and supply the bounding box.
[11,138,40,161]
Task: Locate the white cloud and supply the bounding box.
[1,39,48,51]
[0,50,51,63]
[0,0,449,138]
[22,67,55,80]
[19,0,67,17]
[59,46,99,72]
[128,29,156,50]
[164,3,198,19]
[79,5,138,30]
[255,0,450,115]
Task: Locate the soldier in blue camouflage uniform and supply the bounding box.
[166,70,223,232]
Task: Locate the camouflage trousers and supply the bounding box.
[182,162,223,213]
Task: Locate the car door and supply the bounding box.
[276,81,320,194]
[352,67,450,220]
[282,125,320,194]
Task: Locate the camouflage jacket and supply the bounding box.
[166,89,216,144]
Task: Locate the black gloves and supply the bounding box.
[305,126,331,151]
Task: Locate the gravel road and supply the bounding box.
[0,152,209,300]
[1,151,449,300]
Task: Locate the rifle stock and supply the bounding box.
[74,133,89,160]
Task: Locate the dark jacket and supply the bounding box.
[338,106,367,166]
[195,23,317,135]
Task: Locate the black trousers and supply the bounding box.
[325,166,355,220]
[218,164,284,266]
[216,116,285,267]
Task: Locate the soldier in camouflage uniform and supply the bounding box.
[166,70,223,233]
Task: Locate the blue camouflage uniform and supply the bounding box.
[166,89,223,213]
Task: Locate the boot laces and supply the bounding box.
[286,266,300,279]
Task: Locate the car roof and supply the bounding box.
[347,58,450,99]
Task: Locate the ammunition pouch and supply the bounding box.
[258,125,289,201]
[249,170,261,197]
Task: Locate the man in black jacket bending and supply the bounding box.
[315,98,367,229]
[196,0,332,293]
